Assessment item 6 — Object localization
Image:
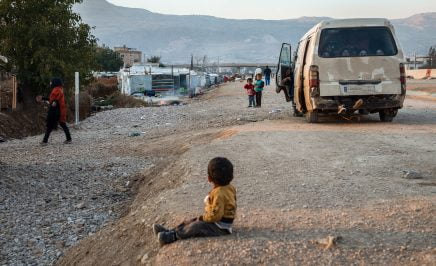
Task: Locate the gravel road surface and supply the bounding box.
[1,82,435,265]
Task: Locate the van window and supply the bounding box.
[280,45,291,65]
[318,27,398,58]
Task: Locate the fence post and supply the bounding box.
[0,78,2,111]
[75,72,79,125]
[12,75,17,110]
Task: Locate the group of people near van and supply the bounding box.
[244,74,264,108]
[242,66,272,108]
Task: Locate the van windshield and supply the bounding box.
[318,27,398,58]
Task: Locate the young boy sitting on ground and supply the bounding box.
[153,157,237,246]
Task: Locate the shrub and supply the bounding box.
[68,91,93,122]
[111,92,147,108]
[86,77,118,98]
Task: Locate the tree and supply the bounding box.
[194,55,208,71]
[147,56,165,67]
[0,0,97,106]
[147,56,161,64]
[95,46,123,72]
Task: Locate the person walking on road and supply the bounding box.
[264,66,272,86]
[38,78,72,145]
[254,73,265,107]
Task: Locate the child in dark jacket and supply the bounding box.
[153,157,237,246]
[244,78,256,107]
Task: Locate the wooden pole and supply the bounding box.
[75,72,79,125]
[12,75,17,110]
[0,78,2,111]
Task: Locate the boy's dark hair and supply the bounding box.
[247,78,253,82]
[208,157,234,186]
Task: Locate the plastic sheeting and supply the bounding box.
[119,65,211,96]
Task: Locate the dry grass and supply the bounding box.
[111,93,147,108]
[86,77,147,108]
[86,77,119,98]
[67,92,93,121]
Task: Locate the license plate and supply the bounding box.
[340,85,376,94]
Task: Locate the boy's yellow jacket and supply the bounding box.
[202,185,237,223]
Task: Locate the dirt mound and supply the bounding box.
[0,92,93,141]
[0,107,47,140]
[55,130,227,266]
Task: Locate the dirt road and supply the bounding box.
[2,82,435,265]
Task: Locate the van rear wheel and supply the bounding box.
[306,110,319,123]
[379,109,398,122]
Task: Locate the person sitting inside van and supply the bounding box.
[320,42,335,57]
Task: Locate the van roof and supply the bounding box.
[319,18,391,28]
[301,18,393,41]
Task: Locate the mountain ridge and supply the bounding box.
[74,1,436,63]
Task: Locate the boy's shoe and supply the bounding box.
[153,224,169,236]
[40,142,48,146]
[158,231,177,246]
[64,139,72,144]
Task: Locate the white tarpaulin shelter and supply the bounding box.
[119,64,208,96]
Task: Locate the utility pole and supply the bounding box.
[414,52,417,70]
[171,64,174,93]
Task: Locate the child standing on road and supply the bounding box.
[254,73,265,107]
[244,77,256,107]
[153,157,237,246]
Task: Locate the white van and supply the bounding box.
[276,18,407,123]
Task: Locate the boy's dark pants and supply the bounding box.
[248,95,255,106]
[175,218,230,240]
[43,122,72,143]
[256,91,262,107]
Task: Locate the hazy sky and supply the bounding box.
[106,0,436,20]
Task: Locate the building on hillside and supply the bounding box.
[114,45,142,67]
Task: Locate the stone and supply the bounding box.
[140,253,149,264]
[402,170,423,179]
[129,132,141,137]
[75,202,86,209]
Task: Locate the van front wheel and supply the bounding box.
[379,109,398,122]
[306,110,319,123]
